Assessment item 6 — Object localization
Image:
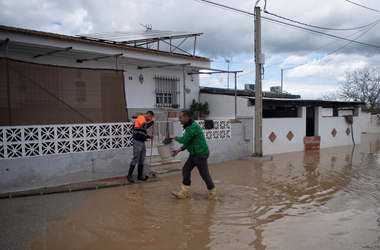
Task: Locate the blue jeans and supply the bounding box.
[182,153,215,190]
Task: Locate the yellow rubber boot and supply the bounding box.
[172,184,190,199]
[207,188,217,200]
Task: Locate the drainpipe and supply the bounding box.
[2,39,11,125]
[6,58,11,125]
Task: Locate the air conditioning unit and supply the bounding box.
[270,86,282,93]
[244,84,255,91]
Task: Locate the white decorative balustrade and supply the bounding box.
[0,123,134,159]
[182,120,231,140]
[0,120,231,159]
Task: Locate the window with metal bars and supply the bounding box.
[155,75,179,107]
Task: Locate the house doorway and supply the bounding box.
[306,107,315,136]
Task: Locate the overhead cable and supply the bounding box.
[267,19,380,69]
[262,0,380,31]
[282,20,380,71]
[195,0,380,50]
[227,18,379,78]
[263,9,380,31]
[346,0,380,13]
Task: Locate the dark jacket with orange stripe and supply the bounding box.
[133,115,154,142]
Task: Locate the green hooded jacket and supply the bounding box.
[175,120,209,156]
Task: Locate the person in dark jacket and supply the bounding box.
[169,110,217,200]
[127,111,155,182]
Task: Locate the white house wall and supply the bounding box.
[316,106,360,148]
[263,115,306,155]
[200,93,253,119]
[319,116,360,148]
[202,91,363,154]
[125,67,199,111]
[0,29,210,112]
[361,112,380,134]
[322,108,333,116]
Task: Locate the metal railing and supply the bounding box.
[146,121,174,147]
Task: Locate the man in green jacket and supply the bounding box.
[169,110,217,200]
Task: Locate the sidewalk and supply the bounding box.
[0,176,161,199]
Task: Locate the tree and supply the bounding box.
[322,66,380,112]
[189,99,209,119]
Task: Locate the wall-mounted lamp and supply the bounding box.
[139,74,144,84]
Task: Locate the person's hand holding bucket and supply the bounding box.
[169,135,182,157]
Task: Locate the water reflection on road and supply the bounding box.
[29,134,380,250]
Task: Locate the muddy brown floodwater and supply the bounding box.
[28,134,380,250]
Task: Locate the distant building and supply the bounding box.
[200,86,365,154]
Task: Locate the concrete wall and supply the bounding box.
[170,118,252,164]
[0,119,251,194]
[0,148,133,194]
[208,120,252,163]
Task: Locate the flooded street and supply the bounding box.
[13,134,380,249]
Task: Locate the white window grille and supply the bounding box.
[155,75,179,107]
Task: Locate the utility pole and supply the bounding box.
[253,6,263,157]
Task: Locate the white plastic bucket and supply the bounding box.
[157,142,173,159]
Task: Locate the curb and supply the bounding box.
[0,177,161,199]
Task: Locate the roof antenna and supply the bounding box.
[140,24,152,31]
[225,57,233,89]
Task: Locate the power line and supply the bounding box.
[217,19,380,79]
[267,19,380,69]
[263,9,380,31]
[194,0,380,50]
[242,22,380,81]
[283,19,380,71]
[194,0,254,16]
[346,0,380,13]
[196,0,380,84]
[262,0,380,31]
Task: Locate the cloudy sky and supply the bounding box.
[1,0,379,99]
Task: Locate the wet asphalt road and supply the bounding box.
[0,191,91,250]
